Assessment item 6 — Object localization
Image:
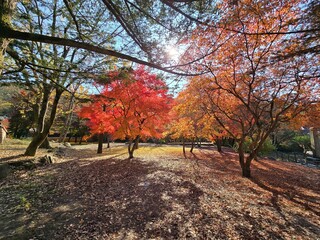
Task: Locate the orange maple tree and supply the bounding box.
[168,85,206,154]
[182,0,320,177]
[168,81,229,154]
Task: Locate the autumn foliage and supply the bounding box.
[79,67,172,158]
[177,0,320,177]
[77,0,319,177]
[168,82,228,154]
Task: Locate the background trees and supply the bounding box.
[168,87,205,154]
[167,82,229,154]
[1,0,113,156]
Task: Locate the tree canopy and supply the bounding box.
[1,0,318,76]
[80,67,172,158]
[0,0,319,177]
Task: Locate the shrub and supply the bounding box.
[234,137,276,156]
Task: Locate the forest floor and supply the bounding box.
[0,140,319,240]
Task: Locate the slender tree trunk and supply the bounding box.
[58,91,76,143]
[97,133,104,154]
[59,112,73,143]
[182,137,186,157]
[190,138,194,153]
[128,140,134,159]
[238,149,245,171]
[24,88,63,156]
[107,136,110,148]
[197,138,201,147]
[128,136,140,159]
[216,138,222,152]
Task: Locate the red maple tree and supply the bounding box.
[80,67,172,158]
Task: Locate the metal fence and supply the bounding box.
[271,151,320,169]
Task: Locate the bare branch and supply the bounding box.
[1,26,205,76]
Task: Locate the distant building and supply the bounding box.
[310,127,320,158]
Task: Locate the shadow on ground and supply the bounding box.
[1,145,319,239]
[190,147,319,216]
[251,160,320,217]
[186,147,320,239]
[1,157,223,239]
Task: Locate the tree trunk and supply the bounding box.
[133,135,140,150]
[58,90,77,143]
[182,137,186,157]
[238,141,247,177]
[58,111,73,143]
[97,133,104,154]
[129,150,134,158]
[128,140,134,159]
[106,135,110,148]
[239,146,254,178]
[216,138,222,152]
[0,0,17,76]
[39,137,51,149]
[24,88,63,156]
[25,132,47,156]
[242,163,251,178]
[128,136,140,158]
[190,138,194,153]
[197,138,201,147]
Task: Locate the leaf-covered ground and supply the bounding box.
[0,142,319,239]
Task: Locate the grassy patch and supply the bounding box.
[0,138,31,146]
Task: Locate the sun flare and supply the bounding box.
[166,45,180,60]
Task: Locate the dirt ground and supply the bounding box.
[0,141,319,239]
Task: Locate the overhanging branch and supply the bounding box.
[0,26,205,76]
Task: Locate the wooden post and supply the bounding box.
[0,123,8,144]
